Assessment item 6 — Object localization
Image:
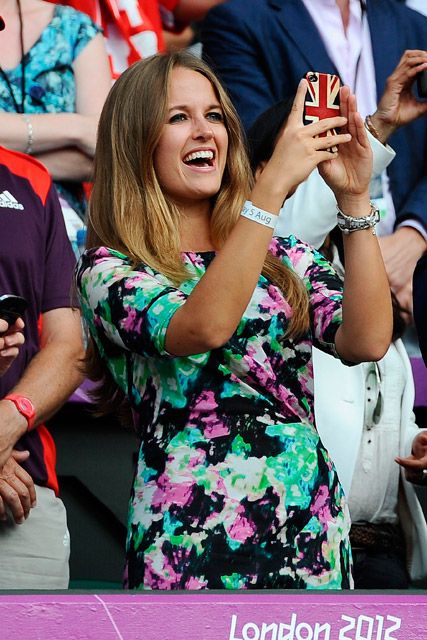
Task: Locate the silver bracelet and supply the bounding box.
[336,202,380,235]
[241,200,278,229]
[22,114,33,155]
[364,114,381,141]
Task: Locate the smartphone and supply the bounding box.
[417,69,427,98]
[303,71,341,151]
[0,294,28,325]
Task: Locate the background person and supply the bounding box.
[0,316,34,530]
[76,52,392,590]
[0,0,111,229]
[0,143,84,589]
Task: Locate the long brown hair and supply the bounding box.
[86,52,309,414]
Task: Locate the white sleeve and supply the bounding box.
[369,130,396,176]
[275,168,336,249]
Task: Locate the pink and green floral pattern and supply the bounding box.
[76,236,352,590]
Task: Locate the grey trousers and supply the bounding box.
[0,485,70,589]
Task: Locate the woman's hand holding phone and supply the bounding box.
[255,78,351,207]
[318,86,373,212]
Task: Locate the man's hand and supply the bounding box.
[378,226,427,320]
[0,307,84,471]
[369,50,427,144]
[396,431,427,485]
[0,317,25,377]
[0,399,28,470]
[393,280,414,325]
[0,450,36,524]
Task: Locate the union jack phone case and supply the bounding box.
[303,71,341,152]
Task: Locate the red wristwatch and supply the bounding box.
[4,394,36,430]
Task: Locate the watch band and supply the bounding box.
[336,202,380,235]
[4,393,36,430]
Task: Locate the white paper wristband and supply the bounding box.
[240,200,278,229]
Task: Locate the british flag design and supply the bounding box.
[303,71,341,139]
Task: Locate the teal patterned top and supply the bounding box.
[76,235,353,590]
[0,4,101,217]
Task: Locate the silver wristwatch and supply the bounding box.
[336,203,380,235]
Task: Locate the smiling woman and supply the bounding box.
[75,52,393,591]
[153,67,228,215]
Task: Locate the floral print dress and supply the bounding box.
[76,235,352,590]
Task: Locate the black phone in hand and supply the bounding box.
[0,294,28,325]
[417,68,427,98]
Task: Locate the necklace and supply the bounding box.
[0,0,26,113]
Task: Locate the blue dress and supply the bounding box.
[0,4,101,217]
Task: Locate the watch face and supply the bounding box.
[5,394,35,429]
[17,398,32,413]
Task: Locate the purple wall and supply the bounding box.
[0,592,426,640]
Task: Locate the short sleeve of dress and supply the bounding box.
[269,236,345,359]
[56,5,102,61]
[76,247,188,358]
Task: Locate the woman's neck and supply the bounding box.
[0,0,54,71]
[178,201,215,252]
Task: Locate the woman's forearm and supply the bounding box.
[0,112,98,156]
[334,195,393,363]
[166,197,282,356]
